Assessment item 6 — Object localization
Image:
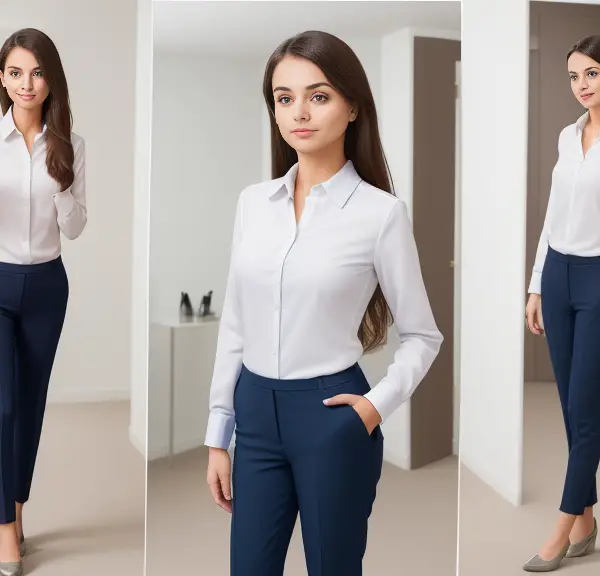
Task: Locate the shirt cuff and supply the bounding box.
[528,271,542,295]
[204,411,236,450]
[53,190,76,217]
[363,378,400,424]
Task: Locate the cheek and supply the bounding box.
[318,106,350,138]
[35,79,49,94]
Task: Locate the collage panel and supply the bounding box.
[0,1,146,575]
[146,1,461,575]
[459,0,600,574]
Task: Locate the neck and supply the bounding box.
[295,143,347,198]
[12,105,43,138]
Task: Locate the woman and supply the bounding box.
[204,30,443,576]
[524,34,600,572]
[0,28,86,576]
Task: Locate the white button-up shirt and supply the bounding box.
[529,112,600,294]
[205,160,443,450]
[0,106,87,265]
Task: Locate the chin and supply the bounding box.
[291,141,329,156]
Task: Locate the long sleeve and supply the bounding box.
[204,190,245,449]
[528,129,566,295]
[363,200,444,422]
[53,137,87,240]
[528,209,551,295]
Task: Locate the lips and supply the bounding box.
[581,93,594,100]
[292,129,314,134]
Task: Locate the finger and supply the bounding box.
[220,473,232,501]
[323,393,355,406]
[209,480,232,513]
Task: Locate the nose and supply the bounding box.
[293,100,309,122]
[21,74,33,91]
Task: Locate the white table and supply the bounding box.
[149,314,220,461]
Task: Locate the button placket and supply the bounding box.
[272,199,301,376]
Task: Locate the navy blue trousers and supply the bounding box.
[541,247,600,515]
[230,362,384,576]
[0,257,68,524]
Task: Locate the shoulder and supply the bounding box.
[558,118,582,146]
[238,176,283,202]
[353,180,406,222]
[70,132,85,153]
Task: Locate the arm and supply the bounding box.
[528,215,550,295]
[528,129,564,295]
[53,137,87,239]
[363,200,444,422]
[204,190,245,450]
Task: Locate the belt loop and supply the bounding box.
[317,377,325,390]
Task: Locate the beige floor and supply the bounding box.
[147,447,458,575]
[459,382,600,575]
[18,401,145,575]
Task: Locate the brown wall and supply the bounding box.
[525,2,600,382]
[411,36,461,469]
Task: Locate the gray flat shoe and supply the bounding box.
[566,517,597,558]
[18,535,25,558]
[0,561,23,576]
[523,543,570,572]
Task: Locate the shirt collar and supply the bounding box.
[267,159,362,208]
[0,106,17,141]
[0,106,48,141]
[575,111,590,133]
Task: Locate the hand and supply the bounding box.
[526,293,544,336]
[323,394,382,434]
[207,447,233,513]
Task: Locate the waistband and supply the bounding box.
[0,256,64,274]
[240,363,361,391]
[547,246,600,265]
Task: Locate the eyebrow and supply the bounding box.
[569,66,600,74]
[273,82,333,93]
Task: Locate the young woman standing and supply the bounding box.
[0,28,87,576]
[524,34,600,572]
[204,30,443,576]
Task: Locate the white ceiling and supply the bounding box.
[153,1,461,58]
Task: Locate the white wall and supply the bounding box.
[459,0,529,506]
[150,52,264,324]
[1,0,137,403]
[129,0,153,456]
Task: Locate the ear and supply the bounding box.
[349,103,359,122]
[0,71,5,88]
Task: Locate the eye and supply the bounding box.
[588,70,598,78]
[570,74,578,81]
[311,93,328,103]
[9,70,20,78]
[277,95,292,105]
[33,70,43,77]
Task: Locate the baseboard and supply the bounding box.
[129,424,147,458]
[383,446,410,470]
[47,388,130,404]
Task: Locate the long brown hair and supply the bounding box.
[0,28,74,191]
[262,30,394,353]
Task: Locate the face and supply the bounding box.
[0,46,50,112]
[568,51,600,109]
[271,56,357,156]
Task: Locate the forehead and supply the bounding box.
[272,56,328,89]
[4,46,40,70]
[568,51,600,71]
